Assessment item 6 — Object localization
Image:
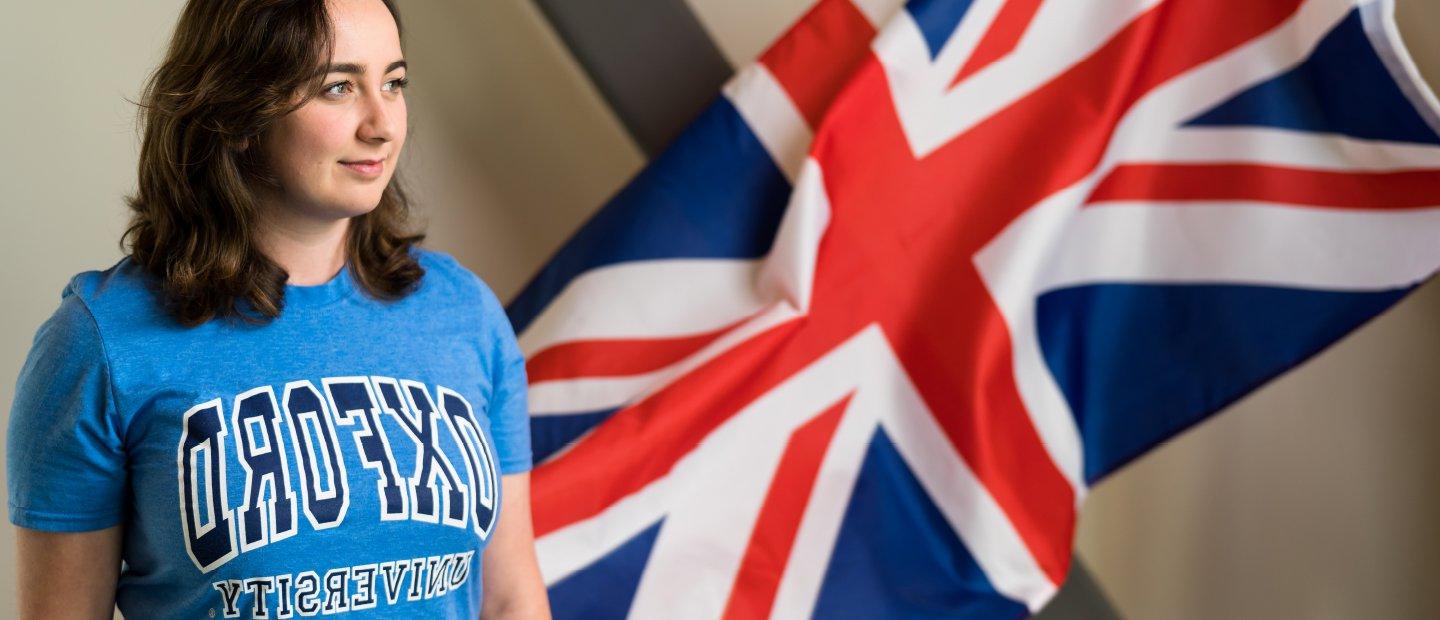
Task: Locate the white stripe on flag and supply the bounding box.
[758,157,832,314]
[516,259,768,357]
[1365,0,1440,137]
[848,0,906,30]
[1039,202,1440,293]
[723,63,812,183]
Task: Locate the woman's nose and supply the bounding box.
[357,90,398,143]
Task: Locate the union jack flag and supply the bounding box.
[506,0,1440,616]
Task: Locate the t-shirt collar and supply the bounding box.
[284,262,357,309]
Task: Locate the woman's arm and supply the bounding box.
[481,472,552,619]
[15,524,123,619]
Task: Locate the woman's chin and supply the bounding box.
[318,196,385,220]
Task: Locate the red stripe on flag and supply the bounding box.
[721,395,851,620]
[526,315,754,383]
[950,0,1044,87]
[1088,163,1440,209]
[760,0,877,129]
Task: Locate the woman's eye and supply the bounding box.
[322,77,407,98]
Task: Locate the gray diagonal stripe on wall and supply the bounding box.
[1037,559,1124,620]
[533,0,734,157]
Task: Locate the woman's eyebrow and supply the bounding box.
[323,60,408,75]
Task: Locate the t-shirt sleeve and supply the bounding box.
[479,284,533,475]
[6,292,128,532]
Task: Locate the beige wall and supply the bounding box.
[0,1,1436,618]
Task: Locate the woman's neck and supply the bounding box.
[258,209,351,286]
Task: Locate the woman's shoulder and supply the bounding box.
[62,254,158,309]
[49,256,171,343]
[23,257,160,371]
[64,254,152,299]
[410,246,506,313]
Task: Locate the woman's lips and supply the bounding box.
[340,159,384,178]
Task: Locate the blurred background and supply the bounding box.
[1,1,1437,618]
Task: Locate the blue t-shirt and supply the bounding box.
[6,248,532,618]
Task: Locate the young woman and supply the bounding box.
[7,0,551,617]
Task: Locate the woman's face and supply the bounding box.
[260,0,407,224]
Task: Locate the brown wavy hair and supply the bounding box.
[123,0,424,327]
